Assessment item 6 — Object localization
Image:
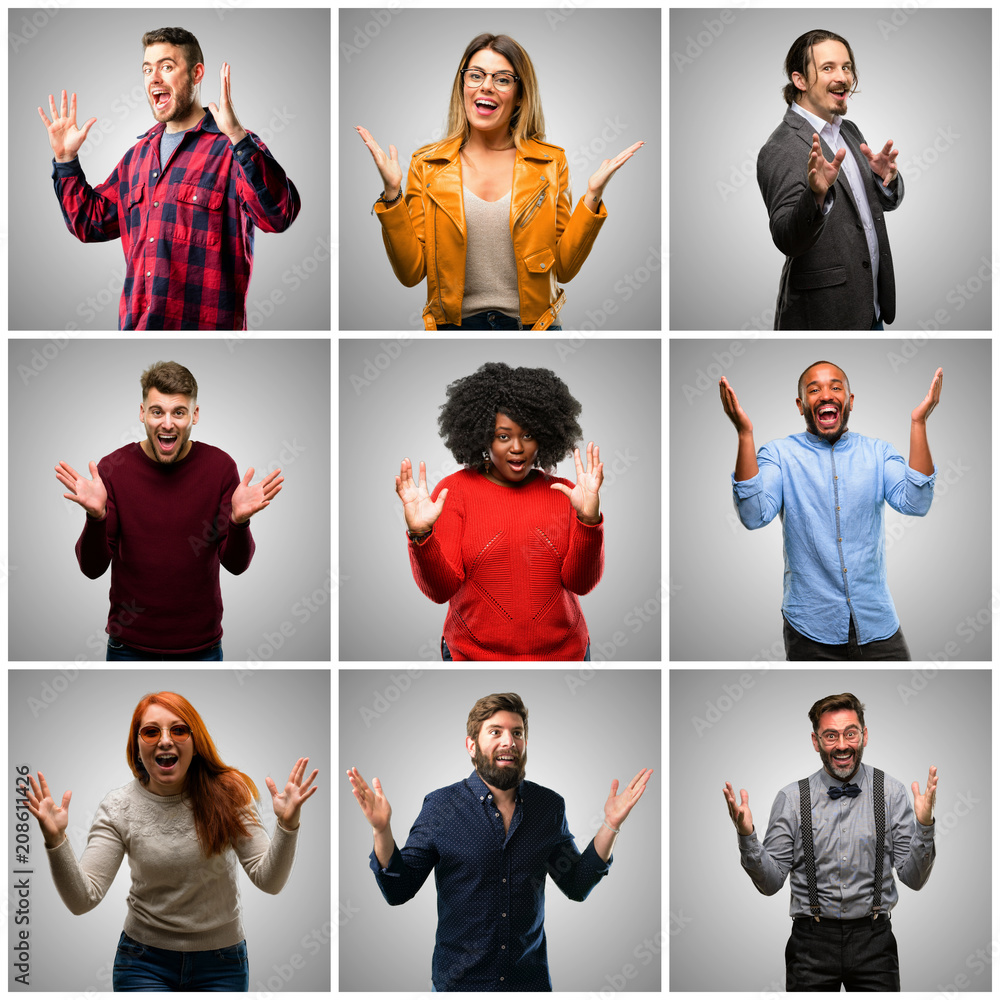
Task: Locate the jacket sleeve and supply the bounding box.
[231,132,300,233]
[407,480,465,603]
[44,797,126,914]
[52,156,124,243]
[374,156,428,287]
[552,153,607,282]
[757,136,831,258]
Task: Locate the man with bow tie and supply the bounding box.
[723,692,937,991]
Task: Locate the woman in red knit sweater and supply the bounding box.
[395,362,603,660]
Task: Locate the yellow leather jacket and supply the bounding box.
[374,135,607,329]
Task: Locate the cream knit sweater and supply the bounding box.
[45,779,298,950]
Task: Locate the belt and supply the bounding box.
[423,289,566,331]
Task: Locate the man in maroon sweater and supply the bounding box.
[55,361,283,659]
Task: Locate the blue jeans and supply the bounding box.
[112,931,248,991]
[442,639,589,660]
[106,637,224,661]
[438,310,561,331]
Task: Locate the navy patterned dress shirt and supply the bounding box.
[369,770,611,990]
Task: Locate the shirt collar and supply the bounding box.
[138,107,219,139]
[801,428,852,449]
[814,761,868,790]
[790,100,842,137]
[467,769,523,803]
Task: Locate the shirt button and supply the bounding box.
[501,913,506,917]
[495,812,500,818]
[836,506,841,511]
[500,977,504,982]
[145,271,151,277]
[502,878,506,883]
[843,568,847,573]
[838,537,842,542]
[152,171,158,177]
[501,945,506,950]
[153,201,158,207]
[148,237,154,242]
[480,796,484,801]
[192,195,197,201]
[834,475,838,479]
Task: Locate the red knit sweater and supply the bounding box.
[408,468,604,660]
[75,442,254,653]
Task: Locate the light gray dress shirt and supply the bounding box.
[738,763,935,919]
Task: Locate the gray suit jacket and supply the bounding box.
[757,107,904,330]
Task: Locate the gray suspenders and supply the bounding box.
[798,768,886,921]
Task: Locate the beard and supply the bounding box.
[471,741,526,791]
[818,742,864,782]
[149,71,200,125]
[804,402,850,444]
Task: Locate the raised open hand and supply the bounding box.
[860,138,899,186]
[550,443,603,522]
[231,467,283,524]
[25,772,71,848]
[723,781,754,836]
[807,132,847,202]
[603,767,653,830]
[356,125,403,201]
[347,767,393,834]
[910,367,943,424]
[208,62,247,144]
[911,765,937,827]
[265,757,318,830]
[396,458,448,535]
[55,460,107,519]
[719,377,753,435]
[586,140,644,209]
[38,90,97,163]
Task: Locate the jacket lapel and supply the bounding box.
[784,108,863,221]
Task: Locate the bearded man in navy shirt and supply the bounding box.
[348,691,652,991]
[720,361,942,660]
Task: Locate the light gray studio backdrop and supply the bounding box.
[670,669,990,992]
[10,8,331,330]
[339,338,661,661]
[669,8,991,331]
[670,338,990,661]
[8,669,330,992]
[8,339,331,661]
[340,668,661,991]
[340,7,661,330]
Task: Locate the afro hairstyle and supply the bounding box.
[437,362,583,471]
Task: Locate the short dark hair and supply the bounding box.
[783,29,858,106]
[141,27,204,73]
[438,362,583,470]
[467,693,528,742]
[797,361,849,401]
[140,361,198,402]
[808,692,866,733]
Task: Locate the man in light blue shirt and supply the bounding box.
[724,692,937,990]
[720,360,943,660]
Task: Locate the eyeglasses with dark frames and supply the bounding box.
[462,68,519,93]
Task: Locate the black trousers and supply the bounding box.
[785,916,900,991]
[783,614,912,661]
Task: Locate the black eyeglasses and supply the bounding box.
[462,68,519,93]
[139,724,192,745]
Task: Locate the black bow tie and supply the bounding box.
[828,783,861,799]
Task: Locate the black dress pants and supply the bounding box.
[785,916,900,991]
[783,614,912,661]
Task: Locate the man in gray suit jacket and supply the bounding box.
[757,30,904,330]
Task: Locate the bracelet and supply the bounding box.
[371,188,403,215]
[408,527,432,541]
[602,819,621,834]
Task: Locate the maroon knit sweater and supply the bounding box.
[75,442,254,653]
[409,468,604,660]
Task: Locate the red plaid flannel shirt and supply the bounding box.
[52,108,300,330]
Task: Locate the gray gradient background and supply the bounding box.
[669,8,991,331]
[670,669,990,991]
[11,8,331,331]
[8,668,330,991]
[340,7,661,330]
[8,339,331,661]
[339,668,661,991]
[670,338,990,661]
[339,338,661,661]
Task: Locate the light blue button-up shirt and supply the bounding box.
[732,430,936,644]
[738,763,935,919]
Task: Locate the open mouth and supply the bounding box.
[830,89,847,101]
[816,405,840,429]
[152,89,172,110]
[495,755,517,766]
[474,99,499,116]
[155,754,179,771]
[157,434,178,453]
[507,459,525,472]
[832,751,854,765]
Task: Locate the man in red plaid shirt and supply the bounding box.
[39,27,300,330]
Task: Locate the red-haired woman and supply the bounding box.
[25,692,318,992]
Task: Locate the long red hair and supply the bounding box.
[127,692,260,857]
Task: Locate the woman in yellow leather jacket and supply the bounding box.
[356,32,642,331]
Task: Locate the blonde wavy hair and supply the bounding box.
[426,33,545,155]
